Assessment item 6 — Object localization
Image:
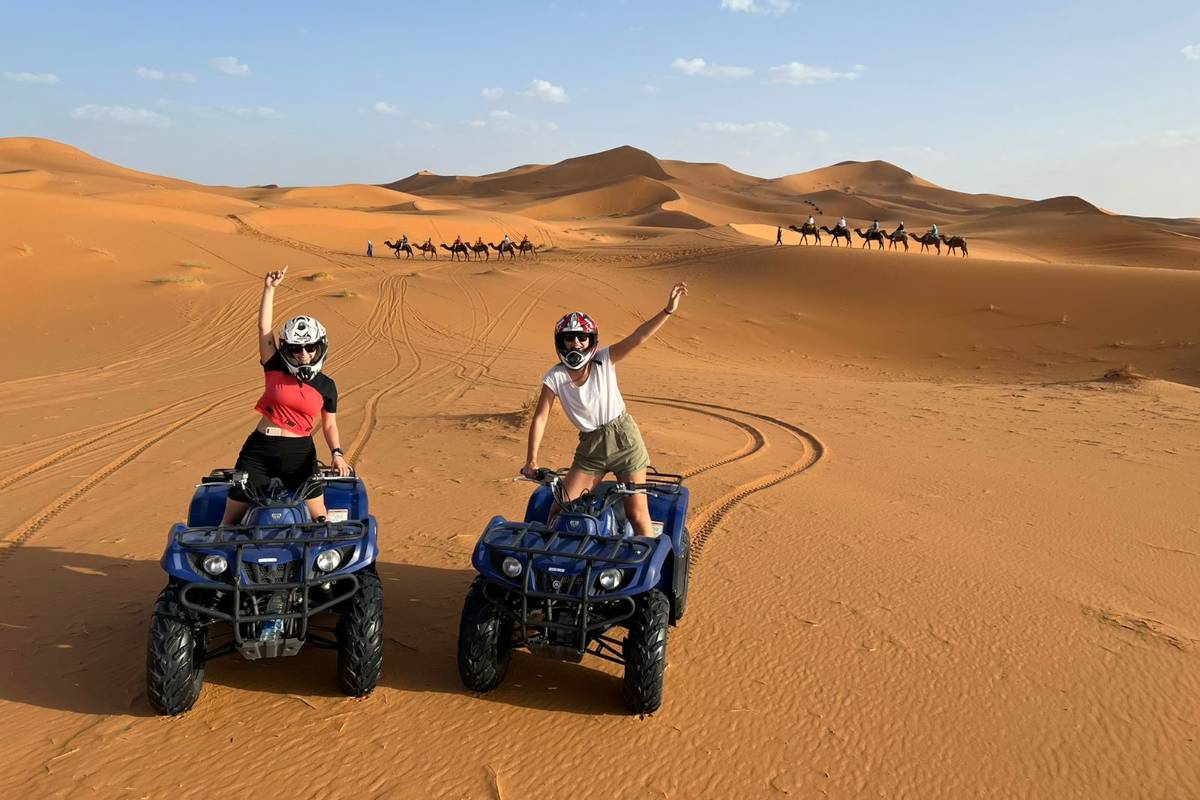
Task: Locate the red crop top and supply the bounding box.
[253,351,338,436]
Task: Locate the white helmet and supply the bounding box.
[279,315,328,382]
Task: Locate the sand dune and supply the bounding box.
[1,138,1198,798]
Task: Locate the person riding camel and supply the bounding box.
[869,219,880,233]
[837,216,847,231]
[806,215,815,227]
[929,223,939,239]
[896,221,906,234]
[220,267,350,527]
[520,233,530,246]
[501,233,512,248]
[475,236,484,247]
[522,282,690,538]
[454,234,463,247]
[400,233,408,246]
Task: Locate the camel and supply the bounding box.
[787,223,821,245]
[468,242,489,261]
[516,240,537,257]
[885,229,909,252]
[939,234,969,257]
[911,232,941,254]
[440,242,471,261]
[854,228,886,250]
[384,239,414,259]
[489,241,517,260]
[414,240,437,259]
[820,225,852,247]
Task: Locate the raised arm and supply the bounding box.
[608,282,688,364]
[259,267,287,363]
[521,385,557,478]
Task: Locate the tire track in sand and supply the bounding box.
[0,397,229,564]
[628,395,824,560]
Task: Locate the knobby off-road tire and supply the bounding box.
[457,577,513,692]
[337,570,384,697]
[673,527,692,622]
[623,589,670,714]
[146,587,206,716]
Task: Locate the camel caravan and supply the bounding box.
[382,234,538,261]
[785,218,968,256]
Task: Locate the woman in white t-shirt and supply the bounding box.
[522,282,688,537]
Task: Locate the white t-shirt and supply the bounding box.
[542,347,626,433]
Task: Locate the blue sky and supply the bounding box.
[2,0,1198,217]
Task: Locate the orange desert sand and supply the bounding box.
[1,136,1198,798]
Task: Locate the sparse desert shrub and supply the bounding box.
[179,259,210,269]
[148,275,205,285]
[305,271,334,281]
[1103,364,1143,381]
[333,288,356,298]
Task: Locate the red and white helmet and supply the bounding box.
[554,311,598,370]
[279,315,328,382]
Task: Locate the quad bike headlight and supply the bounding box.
[315,549,343,572]
[597,568,622,591]
[501,556,523,578]
[202,554,228,576]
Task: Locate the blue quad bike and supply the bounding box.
[457,467,691,714]
[145,467,383,716]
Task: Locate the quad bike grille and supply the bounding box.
[250,562,297,585]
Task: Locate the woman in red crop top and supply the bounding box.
[220,267,350,524]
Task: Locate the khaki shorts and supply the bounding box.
[572,412,652,476]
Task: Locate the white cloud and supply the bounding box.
[642,83,660,94]
[135,67,197,83]
[481,87,504,100]
[768,62,865,84]
[1183,43,1200,60]
[209,56,250,76]
[69,104,170,128]
[520,78,569,103]
[469,109,558,135]
[697,121,791,135]
[671,57,753,79]
[373,101,401,115]
[412,120,441,131]
[226,106,281,119]
[3,71,59,84]
[720,0,793,14]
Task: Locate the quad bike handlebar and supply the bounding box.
[515,467,659,514]
[211,463,358,506]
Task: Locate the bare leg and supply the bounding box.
[221,498,250,525]
[549,468,603,524]
[616,468,654,537]
[305,495,328,520]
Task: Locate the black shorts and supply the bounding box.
[229,431,322,503]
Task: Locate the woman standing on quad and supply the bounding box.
[522,282,689,536]
[220,267,351,524]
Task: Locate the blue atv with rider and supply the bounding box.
[457,467,691,714]
[145,466,382,715]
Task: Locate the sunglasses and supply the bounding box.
[284,342,321,354]
[558,334,592,345]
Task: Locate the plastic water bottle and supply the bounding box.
[260,619,283,640]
